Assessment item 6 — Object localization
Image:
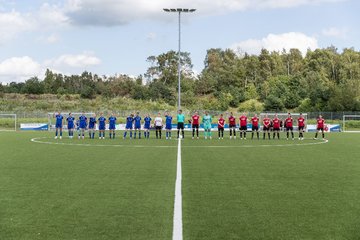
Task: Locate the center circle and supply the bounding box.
[30,137,329,148]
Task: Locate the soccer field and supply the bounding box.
[1,131,360,240]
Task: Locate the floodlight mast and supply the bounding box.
[163,8,196,111]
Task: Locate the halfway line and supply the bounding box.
[172,138,183,240]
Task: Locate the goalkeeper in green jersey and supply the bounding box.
[202,111,212,139]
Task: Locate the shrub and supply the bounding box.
[238,99,264,112]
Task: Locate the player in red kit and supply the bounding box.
[272,114,281,139]
[218,114,225,139]
[285,113,294,140]
[251,114,260,140]
[314,115,326,140]
[228,112,236,139]
[191,111,200,139]
[297,113,306,140]
[239,112,248,139]
[262,114,271,140]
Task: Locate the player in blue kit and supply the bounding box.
[123,113,134,139]
[134,112,142,139]
[108,113,117,139]
[79,112,88,139]
[143,114,152,139]
[98,113,106,139]
[54,112,63,139]
[88,114,97,139]
[66,113,75,139]
[165,111,173,140]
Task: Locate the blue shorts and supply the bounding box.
[67,124,74,129]
[166,124,172,130]
[135,124,141,129]
[109,125,116,130]
[126,124,133,130]
[80,125,86,129]
[144,124,150,129]
[56,123,62,128]
[99,125,105,130]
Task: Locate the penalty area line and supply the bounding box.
[172,138,183,240]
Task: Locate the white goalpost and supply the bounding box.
[0,114,17,131]
[259,113,308,131]
[47,112,95,131]
[343,115,360,132]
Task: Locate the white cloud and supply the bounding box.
[0,56,42,83]
[231,32,318,55]
[0,52,101,83]
[0,0,347,43]
[38,33,60,44]
[37,3,69,28]
[0,3,68,45]
[322,27,348,39]
[46,34,60,44]
[0,0,15,11]
[63,0,345,26]
[252,0,346,9]
[146,32,157,41]
[47,52,101,68]
[0,10,34,44]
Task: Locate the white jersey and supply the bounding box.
[154,117,163,127]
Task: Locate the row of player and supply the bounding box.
[53,111,326,140]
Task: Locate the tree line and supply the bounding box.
[1,47,360,112]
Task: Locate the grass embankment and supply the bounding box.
[0,93,176,113]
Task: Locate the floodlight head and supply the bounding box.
[163,8,197,13]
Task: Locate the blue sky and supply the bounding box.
[0,0,359,83]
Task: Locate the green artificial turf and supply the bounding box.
[0,131,177,240]
[1,131,360,240]
[182,132,360,240]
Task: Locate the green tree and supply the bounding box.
[43,69,64,94]
[80,85,95,99]
[258,49,272,83]
[21,77,44,94]
[195,72,217,95]
[5,82,24,93]
[148,80,176,105]
[145,50,193,88]
[201,48,244,93]
[282,48,304,76]
[264,95,285,111]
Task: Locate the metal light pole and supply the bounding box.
[163,8,196,110]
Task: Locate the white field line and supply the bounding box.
[183,139,329,148]
[30,137,329,148]
[30,137,176,148]
[173,138,183,240]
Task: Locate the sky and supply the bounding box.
[0,0,359,83]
